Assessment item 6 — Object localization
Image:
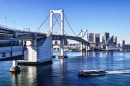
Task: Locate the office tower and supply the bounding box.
[88,33,94,43]
[95,33,100,44]
[114,36,117,44]
[106,36,114,45]
[104,32,109,43]
[102,36,105,43]
[120,40,125,46]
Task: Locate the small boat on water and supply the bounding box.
[78,69,105,76]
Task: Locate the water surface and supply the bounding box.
[0,51,130,86]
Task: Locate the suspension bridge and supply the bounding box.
[0,10,90,72]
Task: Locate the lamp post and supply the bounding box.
[5,17,7,29]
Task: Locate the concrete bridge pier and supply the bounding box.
[58,39,68,59]
[80,43,83,51]
[10,60,20,72]
[86,46,90,51]
[58,39,64,59]
[106,45,109,51]
[80,30,84,52]
[10,31,21,72]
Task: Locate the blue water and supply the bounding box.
[1,51,130,86]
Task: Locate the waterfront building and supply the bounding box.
[105,36,114,45]
[104,32,109,43]
[102,36,105,43]
[114,36,117,44]
[88,33,94,43]
[120,40,125,46]
[94,33,100,44]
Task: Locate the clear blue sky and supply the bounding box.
[0,0,130,44]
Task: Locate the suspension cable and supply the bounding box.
[82,30,87,37]
[36,13,50,32]
[77,30,82,37]
[53,14,68,35]
[47,14,60,35]
[64,14,88,38]
[35,12,87,38]
[64,14,78,36]
[53,13,61,27]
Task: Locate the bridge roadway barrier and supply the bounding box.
[0,46,23,61]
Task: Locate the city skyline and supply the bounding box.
[0,0,130,43]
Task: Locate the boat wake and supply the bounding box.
[106,70,130,74]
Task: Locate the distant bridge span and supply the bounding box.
[52,34,90,45]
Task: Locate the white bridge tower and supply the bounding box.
[50,10,67,58]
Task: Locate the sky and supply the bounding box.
[0,0,130,44]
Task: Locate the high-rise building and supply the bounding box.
[88,33,94,43]
[120,40,125,46]
[106,36,114,45]
[104,32,109,43]
[95,33,100,44]
[114,36,117,44]
[102,36,105,43]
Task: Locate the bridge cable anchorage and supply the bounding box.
[47,14,61,36]
[64,14,79,37]
[53,14,68,35]
[36,13,50,32]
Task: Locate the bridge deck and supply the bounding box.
[52,34,90,45]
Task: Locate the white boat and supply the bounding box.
[78,69,105,76]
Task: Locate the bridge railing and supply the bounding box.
[0,46,23,59]
[0,24,44,34]
[0,46,23,52]
[0,24,16,31]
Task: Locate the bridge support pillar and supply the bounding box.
[86,46,90,51]
[106,45,108,51]
[10,60,20,72]
[58,39,68,59]
[58,55,68,59]
[60,39,64,55]
[80,43,83,51]
[58,44,68,59]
